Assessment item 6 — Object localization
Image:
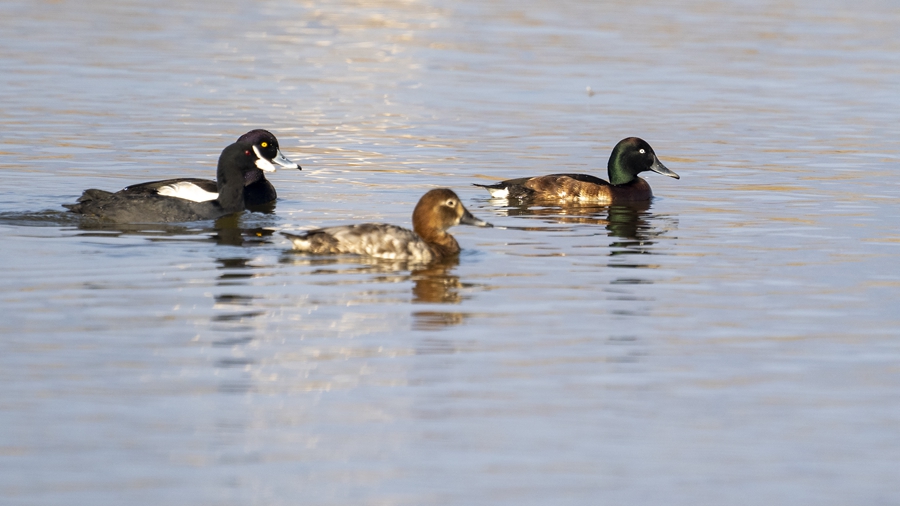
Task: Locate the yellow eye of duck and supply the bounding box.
[261,142,268,148]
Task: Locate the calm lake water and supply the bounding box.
[2,0,899,504]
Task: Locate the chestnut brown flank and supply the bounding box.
[524,176,652,203]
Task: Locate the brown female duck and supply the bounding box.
[282,189,492,263]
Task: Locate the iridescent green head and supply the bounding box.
[607,137,679,186]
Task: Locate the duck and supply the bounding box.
[282,189,492,263]
[63,141,272,223]
[118,129,300,207]
[474,137,679,203]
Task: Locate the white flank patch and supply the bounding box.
[253,145,277,172]
[157,182,218,202]
[486,187,509,199]
[289,238,311,250]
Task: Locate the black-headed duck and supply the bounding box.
[474,137,679,203]
[119,129,300,207]
[64,141,273,222]
[283,189,492,263]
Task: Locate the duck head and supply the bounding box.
[412,188,493,238]
[607,137,679,186]
[215,141,271,208]
[237,129,301,174]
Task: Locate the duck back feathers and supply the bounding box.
[285,224,436,262]
[64,141,267,223]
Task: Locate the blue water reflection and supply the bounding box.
[2,0,900,504]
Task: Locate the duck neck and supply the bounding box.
[215,168,247,213]
[217,185,244,212]
[416,227,461,259]
[607,153,637,186]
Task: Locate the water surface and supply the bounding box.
[2,0,899,504]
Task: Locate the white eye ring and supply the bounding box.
[639,149,646,154]
[446,199,456,207]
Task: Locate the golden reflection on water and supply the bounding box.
[491,199,675,251]
[410,258,469,330]
[410,258,464,304]
[495,200,652,233]
[4,0,900,501]
[279,253,476,330]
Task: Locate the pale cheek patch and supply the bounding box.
[253,145,277,172]
[157,182,219,202]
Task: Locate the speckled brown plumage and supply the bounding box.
[283,189,492,263]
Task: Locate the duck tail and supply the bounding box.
[472,182,513,199]
[63,189,115,213]
[281,231,312,251]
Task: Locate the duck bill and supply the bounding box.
[650,156,679,179]
[252,145,278,173]
[459,208,493,228]
[273,148,301,170]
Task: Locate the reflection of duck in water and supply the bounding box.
[283,189,492,263]
[411,258,463,304]
[279,248,474,329]
[474,137,678,203]
[495,199,677,259]
[605,202,653,241]
[411,259,471,329]
[497,200,654,240]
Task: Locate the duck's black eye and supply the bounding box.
[639,149,646,154]
[446,199,456,207]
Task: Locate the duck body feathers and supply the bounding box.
[113,129,298,207]
[284,224,440,263]
[64,141,266,223]
[122,177,277,207]
[122,178,217,197]
[282,188,492,264]
[475,137,677,203]
[476,174,651,204]
[63,190,237,223]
